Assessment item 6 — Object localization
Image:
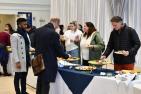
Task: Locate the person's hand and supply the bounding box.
[100,55,106,60]
[122,50,129,56]
[68,54,72,58]
[16,62,21,69]
[86,44,94,48]
[60,35,65,41]
[74,35,80,42]
[30,48,35,52]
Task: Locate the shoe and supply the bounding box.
[3,73,11,76]
[0,72,2,76]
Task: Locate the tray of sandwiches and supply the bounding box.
[74,66,96,71]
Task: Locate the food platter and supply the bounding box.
[75,66,96,71]
[57,57,80,61]
[121,70,141,74]
[88,59,111,65]
[66,57,80,61]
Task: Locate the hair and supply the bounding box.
[70,21,77,27]
[5,23,14,34]
[26,24,31,29]
[50,17,60,23]
[84,22,97,38]
[111,16,123,22]
[17,18,27,25]
[59,25,64,35]
[79,24,83,32]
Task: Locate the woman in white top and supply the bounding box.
[80,22,105,65]
[64,21,82,64]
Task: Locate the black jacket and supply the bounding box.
[103,24,140,64]
[32,23,69,82]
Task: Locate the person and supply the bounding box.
[78,24,83,33]
[101,16,141,71]
[67,23,72,30]
[63,21,82,64]
[32,18,70,94]
[80,22,105,65]
[56,25,66,51]
[10,18,31,94]
[26,24,36,44]
[0,24,12,76]
[5,23,15,34]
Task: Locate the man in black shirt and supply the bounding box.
[101,16,140,71]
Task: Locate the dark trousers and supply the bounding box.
[14,72,28,94]
[1,64,8,74]
[36,76,50,94]
[83,60,89,66]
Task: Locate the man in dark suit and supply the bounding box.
[32,18,70,94]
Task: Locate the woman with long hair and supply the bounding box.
[80,22,105,65]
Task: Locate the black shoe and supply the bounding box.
[0,72,2,76]
[3,73,11,76]
[21,92,29,94]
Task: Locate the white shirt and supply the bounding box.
[64,29,82,51]
[80,32,95,60]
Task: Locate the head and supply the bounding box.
[26,24,32,32]
[4,24,14,34]
[67,23,71,30]
[70,21,78,31]
[83,22,97,38]
[111,16,123,30]
[50,18,60,29]
[17,18,27,30]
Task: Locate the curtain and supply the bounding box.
[124,0,141,67]
[109,0,127,17]
[51,0,113,44]
[51,0,141,67]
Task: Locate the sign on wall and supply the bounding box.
[18,12,32,26]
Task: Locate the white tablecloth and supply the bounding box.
[27,68,141,94]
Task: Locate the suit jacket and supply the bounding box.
[32,23,69,82]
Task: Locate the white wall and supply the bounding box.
[0,0,51,28]
[0,0,50,5]
[0,15,16,31]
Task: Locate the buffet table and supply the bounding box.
[27,66,141,94]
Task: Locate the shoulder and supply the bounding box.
[76,29,83,34]
[126,26,136,32]
[11,33,21,37]
[65,30,71,33]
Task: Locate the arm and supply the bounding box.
[103,32,114,57]
[129,29,141,56]
[52,32,69,59]
[91,32,105,51]
[10,34,20,63]
[31,30,37,48]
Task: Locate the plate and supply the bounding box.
[88,60,111,65]
[75,66,96,71]
[114,51,124,54]
[67,57,80,61]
